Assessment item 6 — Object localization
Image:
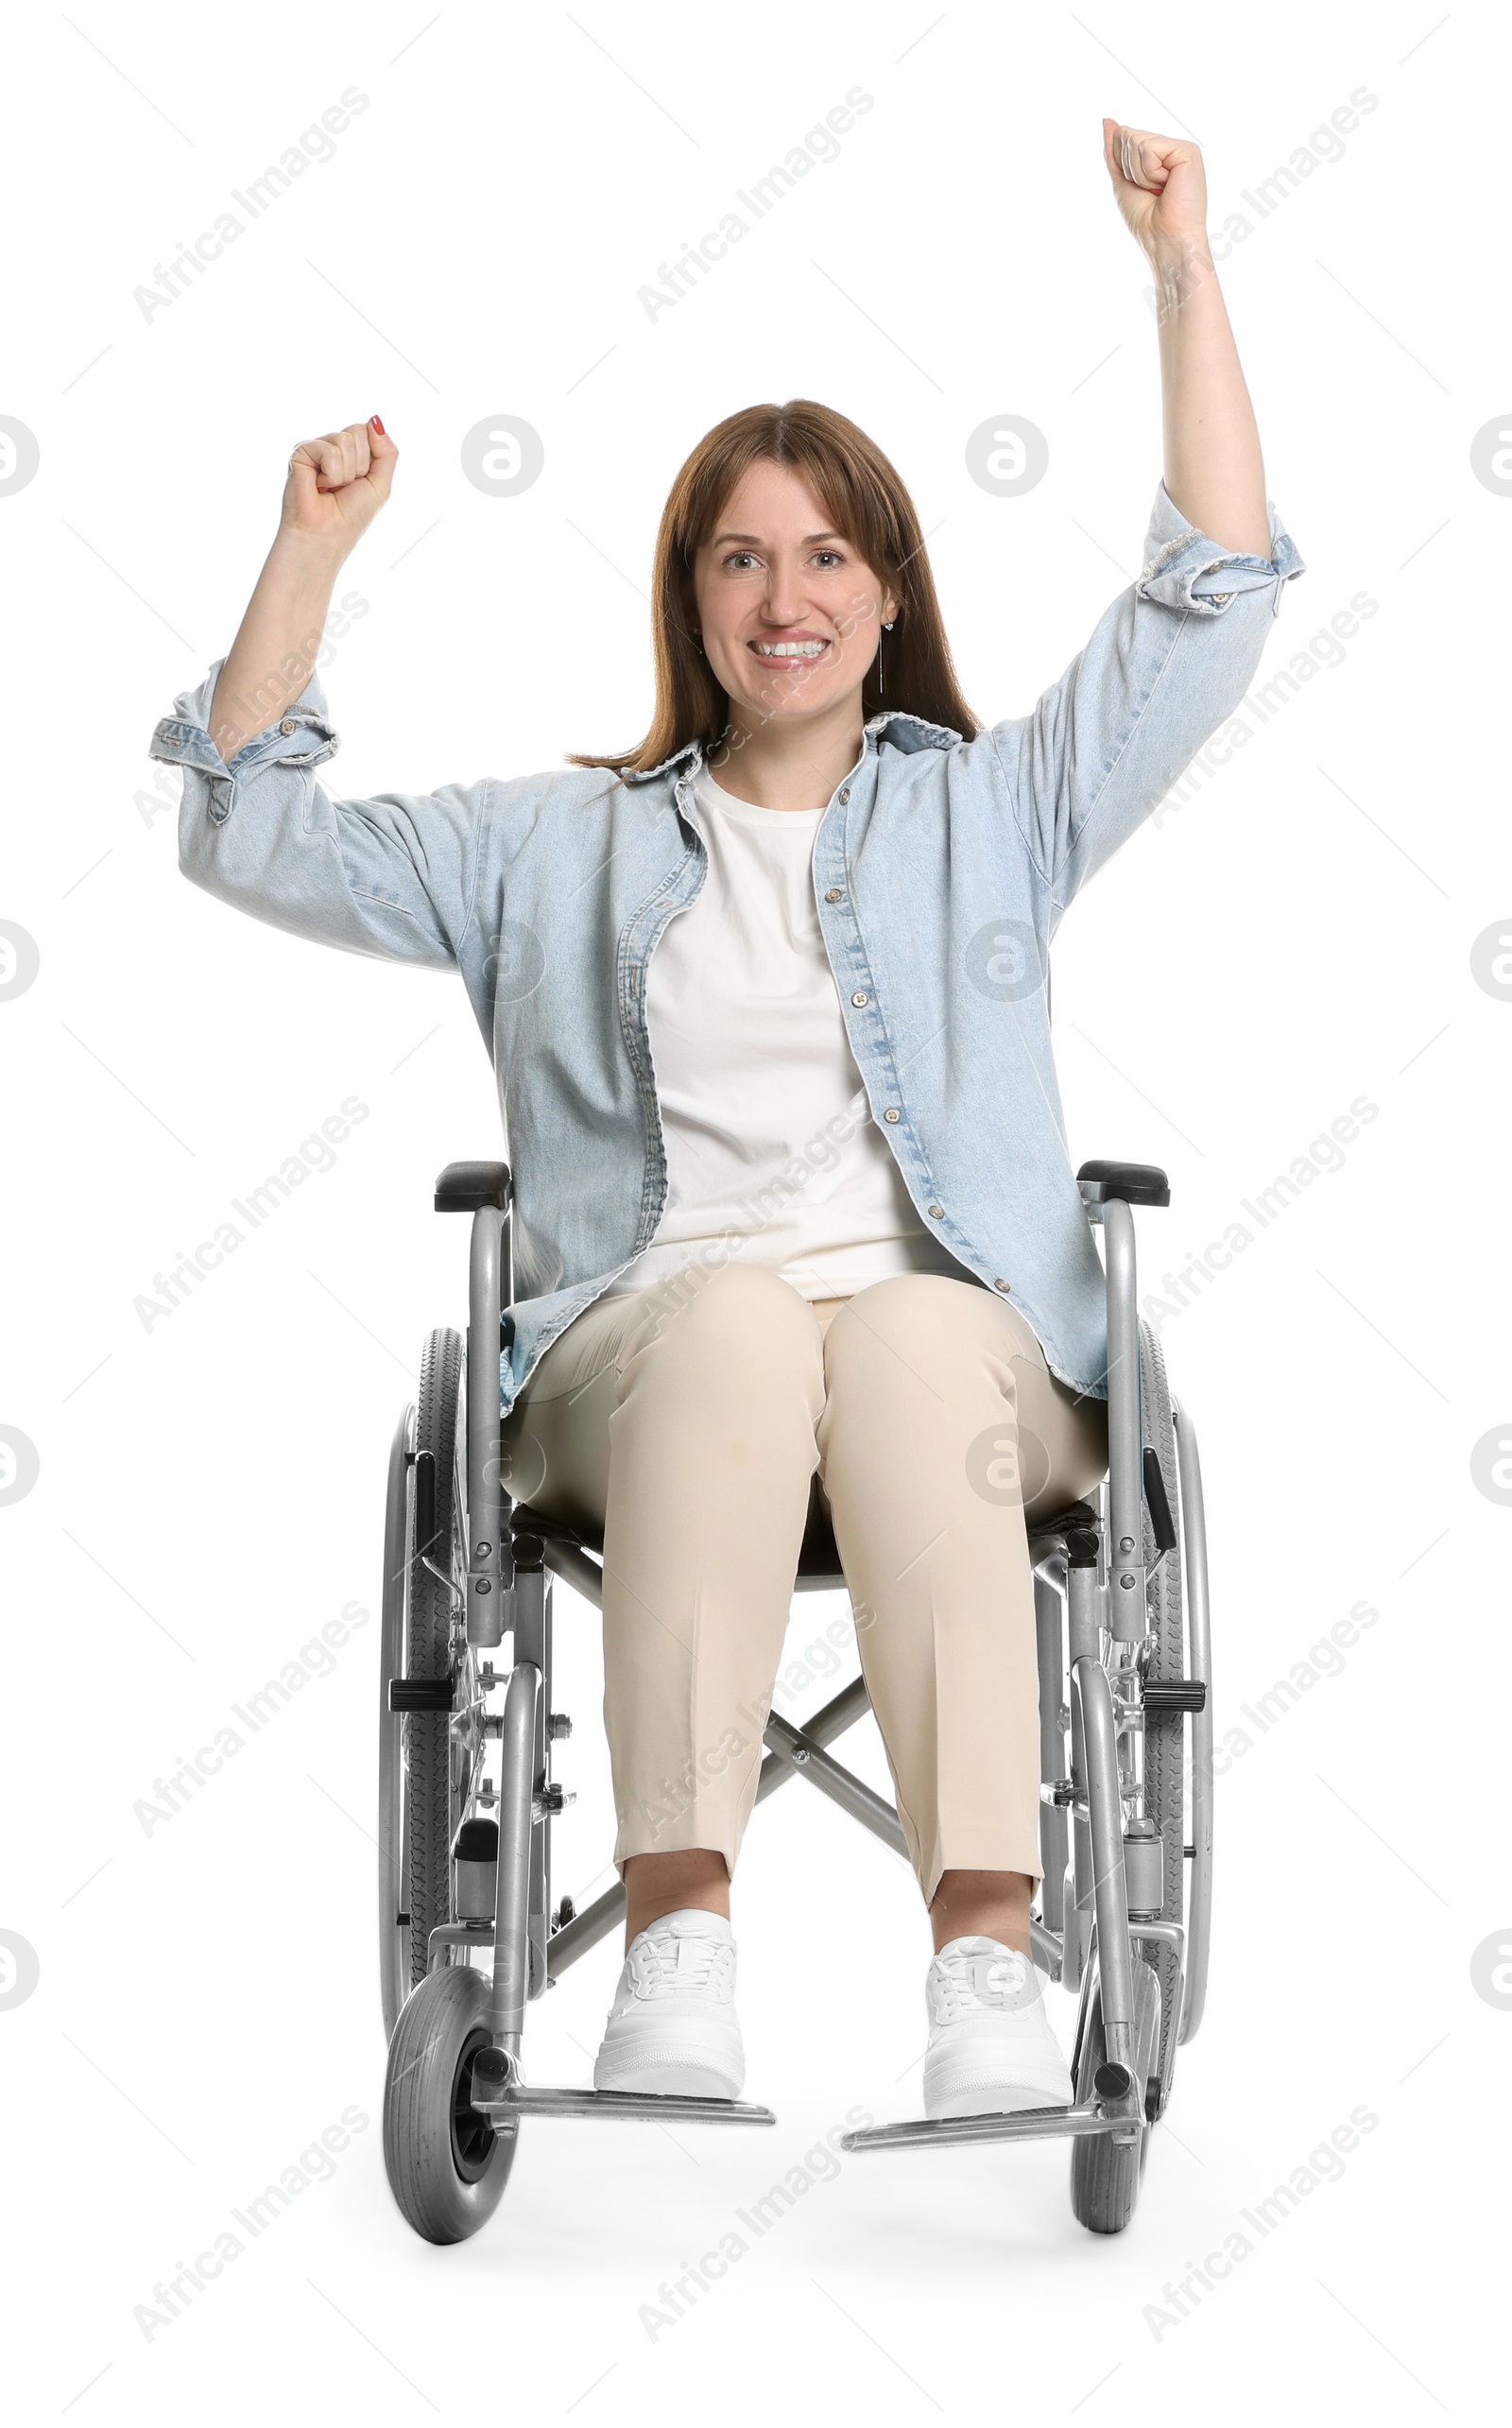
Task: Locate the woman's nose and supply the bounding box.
[763,566,808,625]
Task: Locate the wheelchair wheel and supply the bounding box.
[399,1327,487,1998]
[1137,1318,1187,2121]
[1070,1956,1159,2235]
[383,1964,518,2243]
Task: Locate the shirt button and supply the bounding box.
[993,1278,1011,1293]
[824,887,843,904]
[850,990,868,1007]
[928,1204,944,1219]
[838,785,851,804]
[279,718,297,734]
[883,1108,900,1123]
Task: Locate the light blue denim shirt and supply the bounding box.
[149,481,1303,1411]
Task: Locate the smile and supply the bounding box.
[749,638,830,659]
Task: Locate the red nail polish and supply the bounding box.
[370,415,386,435]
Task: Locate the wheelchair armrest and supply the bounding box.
[435,1160,512,1214]
[1076,1160,1170,1209]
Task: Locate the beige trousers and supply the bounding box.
[498,1264,1108,1907]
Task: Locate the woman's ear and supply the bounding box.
[882,589,900,626]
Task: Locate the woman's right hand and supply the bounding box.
[279,416,399,555]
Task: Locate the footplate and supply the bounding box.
[841,2098,1139,2153]
[471,2082,776,2127]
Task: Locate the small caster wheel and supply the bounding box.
[383,1967,517,2244]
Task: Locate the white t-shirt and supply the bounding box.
[604,766,972,1304]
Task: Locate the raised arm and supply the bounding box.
[1102,118,1270,560]
[208,416,397,761]
[150,413,491,973]
[982,123,1304,913]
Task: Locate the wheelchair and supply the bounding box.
[377,1157,1213,2245]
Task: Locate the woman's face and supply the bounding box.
[691,458,898,734]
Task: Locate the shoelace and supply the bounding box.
[930,1947,1031,2023]
[630,1930,730,1999]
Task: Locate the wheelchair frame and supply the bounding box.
[377,1156,1213,2237]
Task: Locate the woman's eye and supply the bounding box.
[723,551,760,571]
[812,550,844,569]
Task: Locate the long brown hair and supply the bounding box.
[569,399,979,773]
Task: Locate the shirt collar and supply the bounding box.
[620,709,961,785]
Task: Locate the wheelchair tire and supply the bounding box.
[1138,1319,1187,2122]
[1070,1959,1158,2235]
[404,1327,469,1995]
[383,1964,517,2244]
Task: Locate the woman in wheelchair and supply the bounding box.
[151,124,1300,2127]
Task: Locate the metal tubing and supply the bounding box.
[1068,1821,1091,1996]
[1129,1919,1184,1954]
[1067,1555,1101,1668]
[1035,1569,1068,1934]
[467,1205,509,1639]
[1101,1198,1146,1643]
[1075,1652,1136,2070]
[547,1673,876,1981]
[842,2102,1114,2154]
[1066,1577,1095,1997]
[507,1568,551,1998]
[475,2086,776,2126]
[1028,1920,1062,1978]
[1172,1396,1213,2044]
[378,1401,413,2045]
[488,1660,541,2053]
[533,1574,553,1997]
[542,1540,606,1609]
[426,1921,494,1969]
[762,1713,908,1855]
[757,1673,872,1773]
[543,1877,623,1976]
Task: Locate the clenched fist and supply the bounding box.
[1102,120,1210,258]
[280,415,399,554]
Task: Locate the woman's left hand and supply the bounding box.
[1102,119,1209,257]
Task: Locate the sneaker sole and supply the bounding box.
[923,2061,1074,2122]
[594,2046,745,2100]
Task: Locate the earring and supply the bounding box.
[880,618,894,696]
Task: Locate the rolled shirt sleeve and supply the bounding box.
[147,659,490,970]
[990,481,1305,920]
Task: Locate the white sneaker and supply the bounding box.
[922,1936,1074,2120]
[593,1908,745,2099]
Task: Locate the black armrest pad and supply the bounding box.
[435,1160,512,1214]
[1077,1160,1170,1208]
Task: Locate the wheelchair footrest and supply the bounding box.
[841,2099,1136,2154]
[471,2083,776,2127]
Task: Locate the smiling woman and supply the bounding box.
[570,399,977,796]
[150,114,1305,2140]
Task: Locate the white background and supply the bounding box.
[2,1,1503,2419]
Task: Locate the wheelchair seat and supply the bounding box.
[509,1483,1108,1591]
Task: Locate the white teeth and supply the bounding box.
[753,640,828,658]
